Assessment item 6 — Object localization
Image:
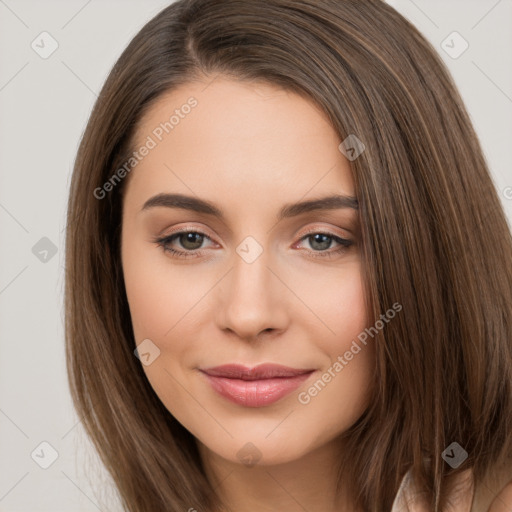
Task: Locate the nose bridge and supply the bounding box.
[216,234,288,338]
[233,239,272,299]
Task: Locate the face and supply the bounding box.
[121,76,375,468]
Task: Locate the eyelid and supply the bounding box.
[296,225,356,243]
[295,224,351,240]
[154,222,354,261]
[157,223,218,244]
[157,222,351,246]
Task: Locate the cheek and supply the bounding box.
[122,240,199,423]
[121,236,212,412]
[122,237,205,343]
[296,260,368,345]
[297,265,374,425]
[328,269,368,349]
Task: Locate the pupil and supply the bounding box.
[182,232,203,250]
[311,234,330,251]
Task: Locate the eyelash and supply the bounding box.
[153,228,353,260]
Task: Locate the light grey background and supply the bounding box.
[0,0,510,510]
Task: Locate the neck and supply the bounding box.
[197,437,362,512]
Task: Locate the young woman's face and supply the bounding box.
[121,76,375,467]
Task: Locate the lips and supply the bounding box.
[199,364,315,407]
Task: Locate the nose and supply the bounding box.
[215,247,289,342]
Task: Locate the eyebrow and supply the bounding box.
[141,193,358,221]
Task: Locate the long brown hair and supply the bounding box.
[65,0,512,510]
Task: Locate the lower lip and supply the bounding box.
[200,371,314,407]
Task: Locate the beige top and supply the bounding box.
[391,467,512,512]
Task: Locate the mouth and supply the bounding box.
[199,363,315,407]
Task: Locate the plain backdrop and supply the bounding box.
[0,0,511,510]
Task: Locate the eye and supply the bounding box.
[153,228,354,260]
[153,230,213,259]
[295,230,354,259]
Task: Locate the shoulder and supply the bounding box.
[487,480,512,512]
[473,460,512,512]
[392,466,512,512]
[391,468,473,511]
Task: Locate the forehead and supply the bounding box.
[124,76,355,214]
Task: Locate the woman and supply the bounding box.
[65,0,512,510]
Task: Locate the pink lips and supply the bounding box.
[200,364,315,407]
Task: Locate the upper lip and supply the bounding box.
[200,364,315,380]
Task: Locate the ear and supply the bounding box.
[488,480,512,512]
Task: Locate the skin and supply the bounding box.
[121,75,375,512]
[488,483,512,512]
